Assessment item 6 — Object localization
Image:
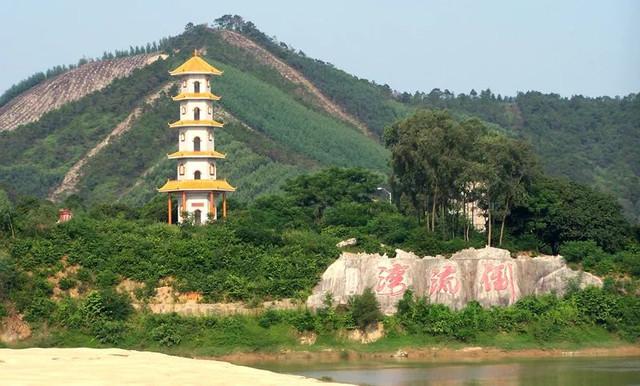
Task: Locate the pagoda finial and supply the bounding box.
[193,49,199,57]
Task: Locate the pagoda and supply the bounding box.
[158,51,235,225]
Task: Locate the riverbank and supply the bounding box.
[0,348,352,386]
[217,345,640,366]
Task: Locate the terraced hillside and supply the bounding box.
[0,53,166,131]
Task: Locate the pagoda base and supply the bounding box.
[167,190,228,225]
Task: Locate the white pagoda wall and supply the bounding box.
[177,159,216,180]
[178,128,215,151]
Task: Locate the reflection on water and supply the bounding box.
[260,357,640,386]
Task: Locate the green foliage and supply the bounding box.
[81,290,132,323]
[510,177,631,254]
[24,297,56,324]
[284,168,383,220]
[150,316,183,347]
[348,287,382,330]
[396,287,639,344]
[91,320,128,345]
[384,109,538,246]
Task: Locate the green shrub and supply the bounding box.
[24,297,56,323]
[348,287,382,330]
[151,323,182,346]
[81,290,132,324]
[290,309,317,332]
[571,287,620,328]
[92,319,127,345]
[53,297,82,328]
[58,277,76,291]
[560,240,606,264]
[258,309,282,328]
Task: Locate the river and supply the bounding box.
[258,356,640,386]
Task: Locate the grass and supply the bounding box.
[10,315,631,360]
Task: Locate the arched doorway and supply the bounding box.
[194,209,202,225]
[193,136,201,151]
[194,107,200,120]
[194,170,201,180]
[194,81,200,93]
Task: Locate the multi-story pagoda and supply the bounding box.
[159,51,235,225]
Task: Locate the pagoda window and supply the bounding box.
[181,106,186,115]
[180,132,185,142]
[182,80,187,89]
[209,163,216,176]
[194,107,200,121]
[194,81,200,93]
[194,210,202,225]
[193,136,201,151]
[208,106,212,115]
[194,170,201,180]
[178,164,185,175]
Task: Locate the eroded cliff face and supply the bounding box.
[307,247,602,314]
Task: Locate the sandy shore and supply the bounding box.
[0,348,352,386]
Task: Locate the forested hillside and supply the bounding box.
[0,16,637,222]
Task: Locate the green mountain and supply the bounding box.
[0,18,637,222]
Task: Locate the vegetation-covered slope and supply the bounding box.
[0,25,388,205]
[0,18,637,222]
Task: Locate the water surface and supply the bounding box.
[260,356,640,386]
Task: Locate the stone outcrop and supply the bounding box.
[307,247,602,314]
[0,309,31,343]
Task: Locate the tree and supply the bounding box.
[478,134,538,246]
[509,177,631,253]
[384,110,487,235]
[283,168,382,221]
[0,189,15,238]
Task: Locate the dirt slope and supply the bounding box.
[0,53,167,131]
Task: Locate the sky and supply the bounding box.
[1,0,638,97]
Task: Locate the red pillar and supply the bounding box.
[222,192,227,218]
[167,193,172,224]
[208,191,214,220]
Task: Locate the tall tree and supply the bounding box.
[478,134,538,246]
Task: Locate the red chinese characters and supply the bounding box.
[429,265,460,295]
[376,263,408,296]
[479,261,516,302]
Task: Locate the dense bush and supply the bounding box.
[348,288,382,330]
[395,286,639,344]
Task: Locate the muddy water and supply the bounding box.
[259,357,640,386]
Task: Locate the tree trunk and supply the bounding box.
[499,215,506,246]
[10,219,15,238]
[431,188,437,232]
[487,208,492,247]
[498,198,510,246]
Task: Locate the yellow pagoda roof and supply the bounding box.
[167,150,225,159]
[169,119,223,128]
[169,54,223,76]
[172,92,221,101]
[158,179,236,193]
